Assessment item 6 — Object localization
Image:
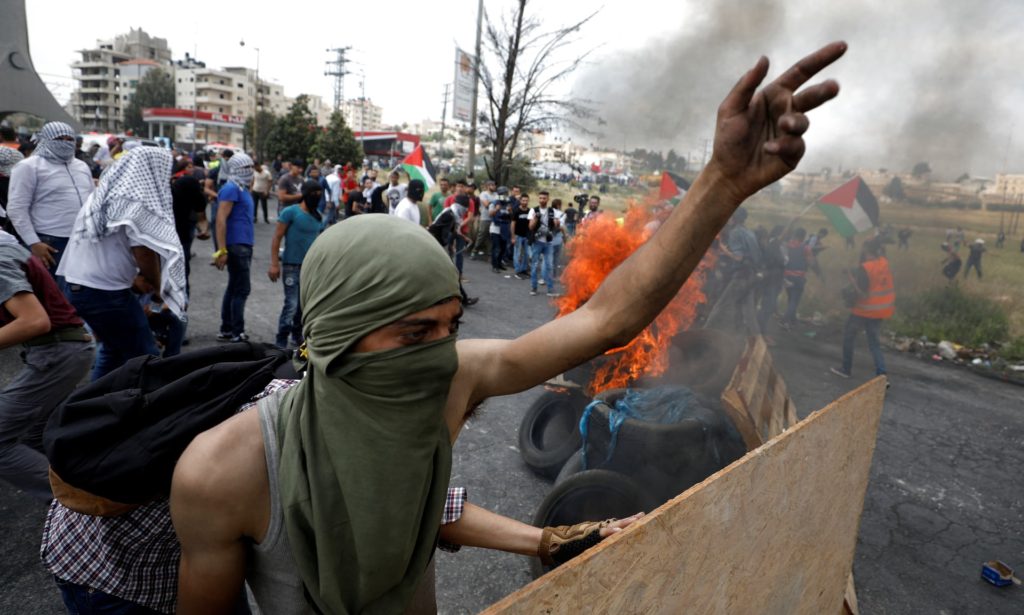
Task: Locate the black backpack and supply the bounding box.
[44,342,290,505]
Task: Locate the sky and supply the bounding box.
[25,0,1024,178]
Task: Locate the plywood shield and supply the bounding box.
[483,377,886,615]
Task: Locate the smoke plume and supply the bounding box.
[571,0,1024,178]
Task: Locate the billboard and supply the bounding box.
[453,47,476,122]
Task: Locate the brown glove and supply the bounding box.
[538,519,615,566]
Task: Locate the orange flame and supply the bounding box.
[555,203,716,395]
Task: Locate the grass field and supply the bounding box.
[741,195,1024,342]
[524,180,1024,344]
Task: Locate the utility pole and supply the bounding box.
[440,83,450,148]
[324,47,351,111]
[701,137,711,169]
[466,0,484,179]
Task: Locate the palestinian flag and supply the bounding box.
[817,176,880,238]
[658,171,691,205]
[399,145,436,188]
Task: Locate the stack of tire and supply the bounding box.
[519,381,746,575]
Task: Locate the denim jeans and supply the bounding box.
[552,242,563,279]
[0,340,93,500]
[276,264,303,347]
[220,244,252,337]
[782,275,806,325]
[209,202,219,251]
[37,233,70,289]
[490,233,507,270]
[513,236,530,274]
[757,273,784,333]
[253,191,269,222]
[455,235,467,274]
[55,577,163,614]
[530,241,554,291]
[842,314,887,375]
[565,222,576,237]
[66,285,159,381]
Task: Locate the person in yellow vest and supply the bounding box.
[831,238,893,380]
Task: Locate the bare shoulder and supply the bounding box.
[171,408,270,540]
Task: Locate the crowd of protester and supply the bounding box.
[0,119,625,614]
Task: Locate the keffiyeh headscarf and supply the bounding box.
[79,147,188,316]
[31,122,77,163]
[277,215,462,614]
[225,152,254,188]
[0,147,24,177]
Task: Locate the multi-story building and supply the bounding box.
[70,28,171,132]
[342,98,383,132]
[172,60,250,145]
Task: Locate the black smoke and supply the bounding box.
[571,0,1024,178]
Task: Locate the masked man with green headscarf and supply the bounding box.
[171,41,847,614]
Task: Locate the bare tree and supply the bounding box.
[478,0,598,184]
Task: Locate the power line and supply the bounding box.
[324,47,352,111]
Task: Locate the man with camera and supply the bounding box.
[527,190,562,297]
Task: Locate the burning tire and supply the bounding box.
[554,449,584,485]
[579,387,746,503]
[530,469,655,577]
[518,388,588,480]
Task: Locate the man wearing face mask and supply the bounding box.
[169,41,848,615]
[213,153,256,343]
[6,122,94,284]
[269,179,323,349]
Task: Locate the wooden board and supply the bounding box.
[719,336,800,450]
[483,378,886,615]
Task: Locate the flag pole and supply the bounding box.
[466,0,484,180]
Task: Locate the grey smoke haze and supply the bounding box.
[572,0,1024,178]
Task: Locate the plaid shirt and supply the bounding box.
[40,378,468,613]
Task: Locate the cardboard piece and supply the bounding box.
[484,378,886,615]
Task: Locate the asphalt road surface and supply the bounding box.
[1,217,1021,614]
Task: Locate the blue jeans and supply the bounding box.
[455,235,467,274]
[66,285,159,381]
[565,222,576,237]
[513,236,530,274]
[490,233,507,270]
[783,275,806,325]
[56,577,163,614]
[552,243,563,278]
[758,273,784,333]
[37,233,69,289]
[530,241,554,291]
[276,264,303,347]
[220,244,252,337]
[209,202,219,251]
[842,314,887,375]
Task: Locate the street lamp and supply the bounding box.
[240,40,261,160]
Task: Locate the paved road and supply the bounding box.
[1,218,1021,613]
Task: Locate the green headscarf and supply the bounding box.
[277,214,461,614]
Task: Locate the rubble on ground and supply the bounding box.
[886,333,1024,384]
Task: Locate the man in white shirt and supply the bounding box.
[251,162,274,224]
[385,170,408,215]
[58,147,186,381]
[325,165,343,227]
[6,122,94,283]
[393,179,425,225]
[474,179,497,259]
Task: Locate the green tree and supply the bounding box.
[123,68,175,135]
[244,110,276,163]
[264,95,317,163]
[310,111,363,166]
[883,176,905,200]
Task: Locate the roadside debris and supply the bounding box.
[886,334,1024,384]
[981,560,1021,588]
